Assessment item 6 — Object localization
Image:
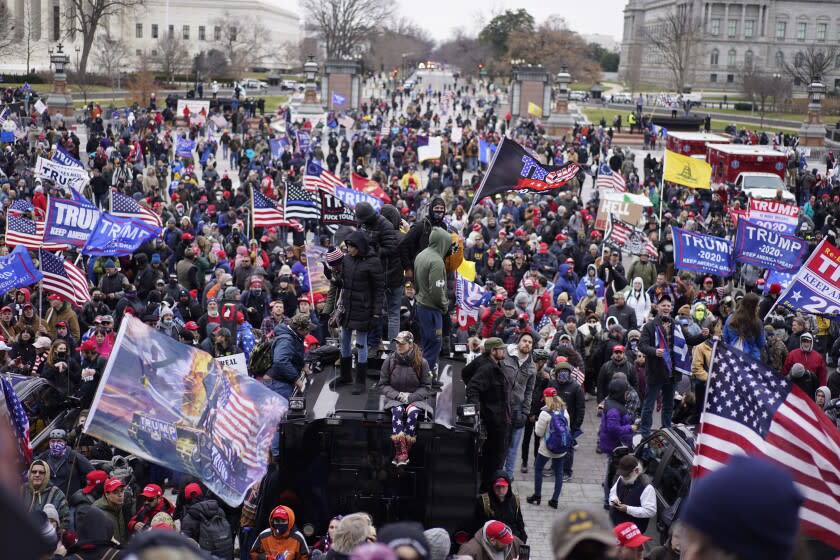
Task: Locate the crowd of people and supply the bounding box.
[1,63,838,560]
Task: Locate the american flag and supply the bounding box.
[455,274,486,318]
[39,249,91,306]
[284,181,321,220]
[211,375,263,469]
[8,199,35,217]
[694,342,840,549]
[110,192,163,229]
[251,189,303,232]
[2,376,31,465]
[303,160,344,195]
[604,214,634,248]
[594,163,627,192]
[5,215,66,251]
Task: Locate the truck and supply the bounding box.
[666,131,731,157]
[706,144,788,187]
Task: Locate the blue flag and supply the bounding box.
[478,139,496,164]
[296,130,311,154]
[673,324,691,376]
[44,197,101,247]
[175,137,196,159]
[81,213,161,256]
[0,245,43,296]
[269,138,286,160]
[672,226,735,277]
[763,270,795,295]
[331,92,346,106]
[733,219,806,272]
[53,145,84,168]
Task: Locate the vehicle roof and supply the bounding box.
[667,132,731,142]
[744,187,796,200]
[739,172,784,178]
[708,144,786,156]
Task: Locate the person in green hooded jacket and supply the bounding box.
[414,226,450,374]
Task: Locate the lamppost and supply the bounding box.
[74,45,87,106]
[302,55,319,105]
[799,74,827,151]
[556,64,572,102]
[46,43,74,119]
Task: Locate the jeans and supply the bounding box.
[340,327,369,363]
[503,425,525,478]
[640,380,675,436]
[415,305,442,372]
[534,454,565,501]
[384,284,404,343]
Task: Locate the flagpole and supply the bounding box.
[691,337,718,486]
[466,136,505,218]
[249,189,255,243]
[658,154,666,242]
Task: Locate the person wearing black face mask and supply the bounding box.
[399,196,449,281]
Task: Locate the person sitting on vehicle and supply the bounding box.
[609,455,657,533]
[180,482,234,560]
[34,428,94,500]
[472,470,527,544]
[458,520,522,560]
[128,483,176,534]
[23,460,70,530]
[379,331,433,467]
[249,505,309,560]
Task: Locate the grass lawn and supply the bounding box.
[570,83,593,91]
[252,95,289,110]
[581,107,800,134]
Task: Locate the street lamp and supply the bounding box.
[302,55,319,105]
[556,64,572,96]
[49,43,69,75]
[808,76,826,105]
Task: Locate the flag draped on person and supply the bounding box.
[594,163,627,192]
[283,182,321,220]
[470,137,580,209]
[251,190,303,232]
[693,342,840,549]
[110,192,163,228]
[39,249,91,306]
[6,214,66,251]
[303,160,344,195]
[1,376,31,465]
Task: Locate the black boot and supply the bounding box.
[330,357,353,390]
[352,361,368,395]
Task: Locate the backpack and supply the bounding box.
[545,411,572,454]
[198,508,233,559]
[248,337,277,377]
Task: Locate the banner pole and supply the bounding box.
[658,154,666,241]
[466,136,505,218]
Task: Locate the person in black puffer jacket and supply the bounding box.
[180,483,233,560]
[377,204,407,345]
[67,504,124,560]
[338,230,385,395]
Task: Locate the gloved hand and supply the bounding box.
[398,392,410,403]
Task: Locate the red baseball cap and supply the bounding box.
[183,321,199,331]
[140,483,163,498]
[79,339,97,352]
[104,478,125,493]
[493,477,510,488]
[185,482,203,500]
[82,470,108,494]
[614,522,651,548]
[613,345,626,353]
[486,521,514,545]
[543,387,558,398]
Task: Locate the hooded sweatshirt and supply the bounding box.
[818,385,832,409]
[67,504,121,560]
[22,460,70,529]
[250,505,309,560]
[414,227,450,313]
[625,277,651,327]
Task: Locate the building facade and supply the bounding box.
[1,0,301,73]
[618,0,840,91]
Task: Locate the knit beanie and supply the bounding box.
[423,528,451,560]
[681,455,802,560]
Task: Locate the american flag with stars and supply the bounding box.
[110,192,163,229]
[693,342,840,549]
[5,215,66,250]
[594,163,627,192]
[251,189,303,232]
[284,181,322,220]
[2,376,31,465]
[39,249,91,306]
[303,160,344,195]
[209,375,264,470]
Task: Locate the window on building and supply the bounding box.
[745,50,754,69]
[727,49,736,67]
[710,49,719,66]
[151,49,157,57]
[230,26,237,41]
[795,52,804,67]
[835,78,840,90]
[199,26,205,41]
[52,5,60,41]
[183,25,190,40]
[214,26,222,41]
[776,21,786,39]
[776,51,784,68]
[797,22,807,40]
[728,19,737,37]
[710,73,718,83]
[817,22,827,41]
[168,25,174,38]
[836,54,840,68]
[745,19,755,38]
[727,74,734,83]
[136,49,142,56]
[136,23,142,39]
[151,24,158,39]
[710,18,720,35]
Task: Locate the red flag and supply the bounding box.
[351,172,391,204]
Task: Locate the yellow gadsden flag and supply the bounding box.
[527,102,543,118]
[664,149,712,189]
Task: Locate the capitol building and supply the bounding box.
[1,0,302,73]
[618,0,840,91]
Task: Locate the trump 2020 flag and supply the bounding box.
[0,244,43,298]
[769,239,840,318]
[175,136,196,159]
[81,213,161,256]
[694,342,840,549]
[84,317,287,506]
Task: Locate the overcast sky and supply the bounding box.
[277,0,627,43]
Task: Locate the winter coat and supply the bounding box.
[606,302,638,331]
[553,264,578,303]
[128,495,175,532]
[249,506,309,560]
[548,378,586,433]
[22,461,70,529]
[94,495,128,545]
[627,260,657,293]
[501,345,536,415]
[379,349,433,414]
[181,498,234,559]
[339,230,385,331]
[598,380,634,453]
[67,504,125,560]
[466,355,511,433]
[41,358,82,396]
[45,301,81,341]
[597,358,637,404]
[34,448,93,498]
[783,348,828,387]
[639,317,707,386]
[472,470,527,542]
[575,266,606,302]
[535,406,571,459]
[625,279,652,326]
[269,324,304,390]
[722,317,765,361]
[414,227,450,313]
[378,204,406,287]
[458,526,522,560]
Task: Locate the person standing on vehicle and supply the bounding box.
[501,332,536,479]
[35,428,94,500]
[609,455,657,533]
[413,226,450,378]
[181,482,234,560]
[466,337,512,492]
[472,470,527,544]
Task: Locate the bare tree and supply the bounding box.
[92,34,131,90]
[211,14,272,77]
[302,0,393,59]
[643,7,702,92]
[783,44,839,85]
[156,34,189,84]
[127,55,158,108]
[64,0,145,75]
[15,1,42,73]
[0,2,15,58]
[432,29,493,78]
[742,66,793,127]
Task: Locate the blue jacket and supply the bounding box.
[269,324,304,386]
[553,264,579,303]
[723,317,765,360]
